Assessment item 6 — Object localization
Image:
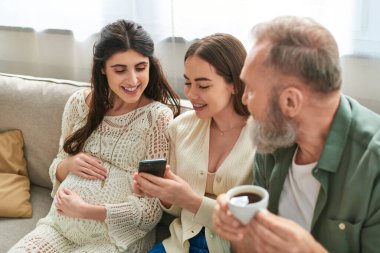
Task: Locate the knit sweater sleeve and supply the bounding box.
[159,118,182,217]
[105,195,163,249]
[48,90,86,197]
[104,105,173,248]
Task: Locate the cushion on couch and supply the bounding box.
[0,173,32,217]
[0,129,32,218]
[0,129,27,175]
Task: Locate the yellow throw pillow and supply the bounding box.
[0,173,32,217]
[0,129,28,176]
[0,129,32,217]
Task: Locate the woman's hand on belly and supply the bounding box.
[55,187,106,221]
[58,152,108,181]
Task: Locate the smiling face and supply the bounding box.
[184,55,235,119]
[102,49,150,109]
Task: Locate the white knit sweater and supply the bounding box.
[10,89,173,253]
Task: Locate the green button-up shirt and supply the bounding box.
[254,95,380,253]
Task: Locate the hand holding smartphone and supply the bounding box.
[138,158,167,177]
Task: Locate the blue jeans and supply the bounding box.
[148,227,209,253]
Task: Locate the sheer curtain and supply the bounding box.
[1,0,379,55]
[0,0,379,100]
[0,0,172,41]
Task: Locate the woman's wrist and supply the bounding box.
[82,203,107,221]
[182,192,202,214]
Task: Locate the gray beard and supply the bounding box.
[247,115,297,154]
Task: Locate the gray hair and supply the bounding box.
[251,16,342,93]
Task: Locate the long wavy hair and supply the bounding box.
[64,19,180,154]
[184,33,249,116]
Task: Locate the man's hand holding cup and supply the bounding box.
[213,185,269,242]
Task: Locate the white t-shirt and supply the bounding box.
[278,149,321,231]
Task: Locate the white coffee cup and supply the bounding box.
[226,185,269,225]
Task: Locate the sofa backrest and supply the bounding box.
[0,73,89,188]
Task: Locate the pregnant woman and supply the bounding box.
[9,19,180,253]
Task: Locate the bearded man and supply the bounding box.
[212,16,380,253]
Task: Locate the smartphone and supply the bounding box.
[138,158,167,177]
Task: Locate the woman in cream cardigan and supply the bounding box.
[134,33,255,253]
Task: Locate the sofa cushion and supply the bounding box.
[0,173,32,217]
[0,129,27,175]
[0,73,90,188]
[0,129,32,218]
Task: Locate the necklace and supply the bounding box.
[212,119,246,136]
[99,97,142,188]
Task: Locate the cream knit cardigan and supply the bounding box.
[162,110,255,253]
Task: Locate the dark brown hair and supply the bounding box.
[64,20,180,154]
[184,33,249,116]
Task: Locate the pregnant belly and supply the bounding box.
[60,165,132,204]
[49,166,133,244]
[49,209,107,245]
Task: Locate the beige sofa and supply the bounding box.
[0,72,173,252]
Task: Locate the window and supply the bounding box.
[1,0,379,56]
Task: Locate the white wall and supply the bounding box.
[341,56,380,113]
